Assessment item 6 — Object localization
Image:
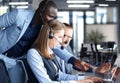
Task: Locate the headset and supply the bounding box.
[48,21,64,50]
[48,20,54,39]
[49,28,54,39]
[48,21,65,49]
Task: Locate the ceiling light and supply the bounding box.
[67,0,94,3]
[9,2,28,5]
[98,4,109,6]
[17,6,28,9]
[106,0,116,1]
[68,4,90,8]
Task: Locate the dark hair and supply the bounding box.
[33,0,57,26]
[39,0,57,15]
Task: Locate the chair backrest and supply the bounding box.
[82,43,92,52]
[80,47,87,55]
[80,43,93,60]
[17,58,39,83]
[90,43,96,55]
[101,41,115,50]
[101,42,107,49]
[107,42,115,51]
[0,59,11,83]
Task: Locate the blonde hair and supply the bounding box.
[34,19,64,59]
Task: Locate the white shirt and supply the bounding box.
[27,48,84,83]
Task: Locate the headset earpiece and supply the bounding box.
[48,20,54,39]
[49,30,54,39]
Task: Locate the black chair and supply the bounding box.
[107,42,116,66]
[100,41,116,64]
[79,44,93,63]
[101,42,108,49]
[101,41,115,51]
[0,59,11,83]
[80,47,87,58]
[17,58,39,83]
[90,43,102,66]
[107,41,115,51]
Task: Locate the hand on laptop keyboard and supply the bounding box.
[95,62,111,74]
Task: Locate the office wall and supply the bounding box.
[86,24,117,43]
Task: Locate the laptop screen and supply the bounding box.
[103,65,118,82]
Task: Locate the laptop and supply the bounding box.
[103,65,118,83]
[78,64,119,83]
[114,70,120,83]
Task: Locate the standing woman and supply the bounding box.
[27,19,103,83]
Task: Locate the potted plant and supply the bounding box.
[85,30,105,44]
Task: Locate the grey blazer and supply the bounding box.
[0,9,35,53]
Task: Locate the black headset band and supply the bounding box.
[48,20,54,39]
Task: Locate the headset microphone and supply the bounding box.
[49,30,54,39]
[57,40,64,50]
[60,46,64,50]
[47,20,54,39]
[60,41,68,49]
[54,36,64,50]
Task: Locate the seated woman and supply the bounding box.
[27,19,104,83]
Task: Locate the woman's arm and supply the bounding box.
[27,48,54,83]
[27,48,83,83]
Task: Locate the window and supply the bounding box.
[73,11,84,52]
[57,11,69,23]
[86,11,95,24]
[0,6,8,15]
[96,7,107,24]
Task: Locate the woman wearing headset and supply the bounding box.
[27,19,104,83]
